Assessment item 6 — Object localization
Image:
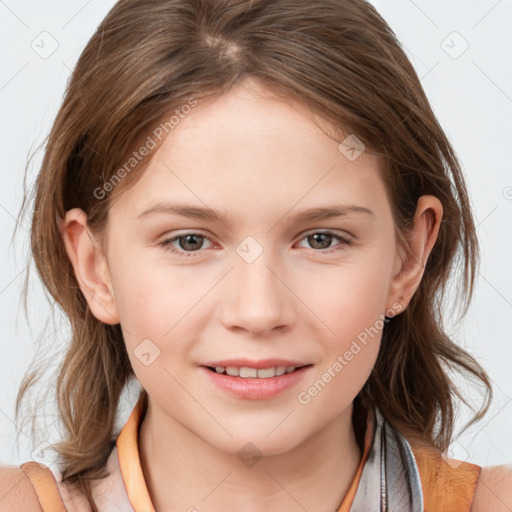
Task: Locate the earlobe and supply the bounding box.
[59,208,120,325]
[386,195,443,313]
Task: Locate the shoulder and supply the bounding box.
[0,465,43,512]
[471,464,512,512]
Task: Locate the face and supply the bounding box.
[97,77,405,455]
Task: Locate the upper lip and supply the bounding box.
[201,359,312,369]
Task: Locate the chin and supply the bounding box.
[202,426,307,460]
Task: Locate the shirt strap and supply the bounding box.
[20,461,68,512]
[411,445,482,511]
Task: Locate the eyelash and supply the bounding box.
[157,230,352,258]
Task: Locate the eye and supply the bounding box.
[296,230,352,253]
[158,230,351,257]
[158,232,214,257]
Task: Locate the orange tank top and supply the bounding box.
[20,396,481,511]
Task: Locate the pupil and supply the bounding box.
[309,233,331,249]
[180,234,203,251]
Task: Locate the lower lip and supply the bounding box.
[200,366,312,400]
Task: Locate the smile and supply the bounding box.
[206,365,308,378]
[200,363,313,400]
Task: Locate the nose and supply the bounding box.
[219,246,296,336]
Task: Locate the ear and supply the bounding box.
[58,208,120,325]
[386,195,443,314]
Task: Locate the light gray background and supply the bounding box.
[0,0,511,469]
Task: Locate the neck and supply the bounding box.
[138,398,364,512]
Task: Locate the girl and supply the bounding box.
[2,0,511,510]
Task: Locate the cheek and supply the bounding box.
[293,253,391,384]
[108,255,219,378]
[295,339,379,433]
[296,254,392,336]
[295,269,387,417]
[111,263,198,394]
[109,253,193,331]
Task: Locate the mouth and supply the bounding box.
[202,364,313,379]
[200,360,313,400]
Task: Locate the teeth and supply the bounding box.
[214,366,299,378]
[257,367,277,379]
[239,367,258,378]
[276,366,287,376]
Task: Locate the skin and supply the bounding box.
[60,77,444,512]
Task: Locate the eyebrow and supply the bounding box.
[137,201,375,225]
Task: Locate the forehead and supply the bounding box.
[109,79,388,222]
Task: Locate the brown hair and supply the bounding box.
[15,0,492,510]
